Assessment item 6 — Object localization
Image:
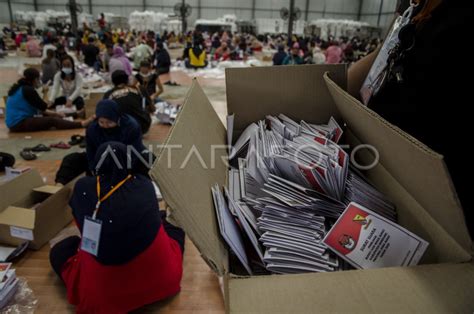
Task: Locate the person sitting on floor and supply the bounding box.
[49,55,85,118]
[104,70,153,134]
[50,141,185,313]
[282,43,304,65]
[109,46,133,77]
[272,44,287,66]
[41,48,60,84]
[25,35,42,57]
[6,68,92,132]
[55,99,148,186]
[214,41,230,61]
[82,36,100,69]
[134,61,164,104]
[185,40,207,69]
[154,41,171,75]
[131,40,154,70]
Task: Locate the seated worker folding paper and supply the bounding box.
[6,68,89,132]
[50,141,185,313]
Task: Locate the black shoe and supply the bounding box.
[0,152,15,171]
[24,144,51,152]
[20,150,37,161]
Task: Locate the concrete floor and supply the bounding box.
[0,50,229,313]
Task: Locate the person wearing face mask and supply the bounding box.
[6,68,92,132]
[134,61,164,103]
[104,70,153,134]
[49,55,85,118]
[55,99,148,186]
[50,141,184,313]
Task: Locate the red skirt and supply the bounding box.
[61,226,183,314]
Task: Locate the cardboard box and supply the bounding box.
[150,65,474,313]
[0,169,76,250]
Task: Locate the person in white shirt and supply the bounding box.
[49,55,85,118]
[313,46,326,64]
[42,38,58,58]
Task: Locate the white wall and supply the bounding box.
[359,0,398,33]
[1,0,399,32]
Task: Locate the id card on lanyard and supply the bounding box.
[360,2,418,106]
[81,174,132,256]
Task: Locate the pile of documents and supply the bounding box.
[0,263,18,309]
[212,114,405,275]
[55,105,78,115]
[155,102,179,125]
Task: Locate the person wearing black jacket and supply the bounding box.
[5,68,92,132]
[349,0,474,238]
[272,45,287,66]
[104,70,153,134]
[154,41,171,75]
[82,36,100,68]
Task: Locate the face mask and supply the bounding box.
[62,68,73,75]
[103,126,120,134]
[140,72,151,78]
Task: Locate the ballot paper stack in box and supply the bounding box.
[212,114,427,275]
[0,263,18,309]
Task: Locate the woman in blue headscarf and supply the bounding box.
[55,99,149,185]
[50,141,184,313]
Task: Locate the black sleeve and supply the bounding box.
[22,85,48,111]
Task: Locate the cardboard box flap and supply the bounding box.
[33,185,62,194]
[0,169,44,212]
[324,73,472,252]
[225,64,347,142]
[225,262,474,313]
[0,206,35,229]
[150,80,228,276]
[344,130,471,263]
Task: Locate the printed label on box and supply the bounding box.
[323,202,429,269]
[10,226,34,241]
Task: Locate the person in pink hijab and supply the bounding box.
[26,36,42,57]
[109,46,132,76]
[325,41,344,64]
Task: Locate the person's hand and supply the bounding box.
[66,99,73,107]
[42,85,49,94]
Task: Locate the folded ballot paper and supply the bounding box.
[211,114,428,276]
[324,202,428,269]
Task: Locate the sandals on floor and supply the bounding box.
[20,150,37,161]
[24,144,51,152]
[69,135,85,146]
[50,141,71,149]
[164,81,180,86]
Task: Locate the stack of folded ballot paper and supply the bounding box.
[212,114,428,275]
[0,263,18,309]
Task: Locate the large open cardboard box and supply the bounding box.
[0,169,76,249]
[150,65,474,313]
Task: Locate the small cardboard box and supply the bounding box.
[0,169,76,250]
[150,65,474,313]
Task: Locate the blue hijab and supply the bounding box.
[86,99,146,171]
[70,141,161,265]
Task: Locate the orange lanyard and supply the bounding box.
[92,174,132,219]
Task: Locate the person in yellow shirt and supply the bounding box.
[185,40,208,69]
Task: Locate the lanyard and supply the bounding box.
[93,174,132,219]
